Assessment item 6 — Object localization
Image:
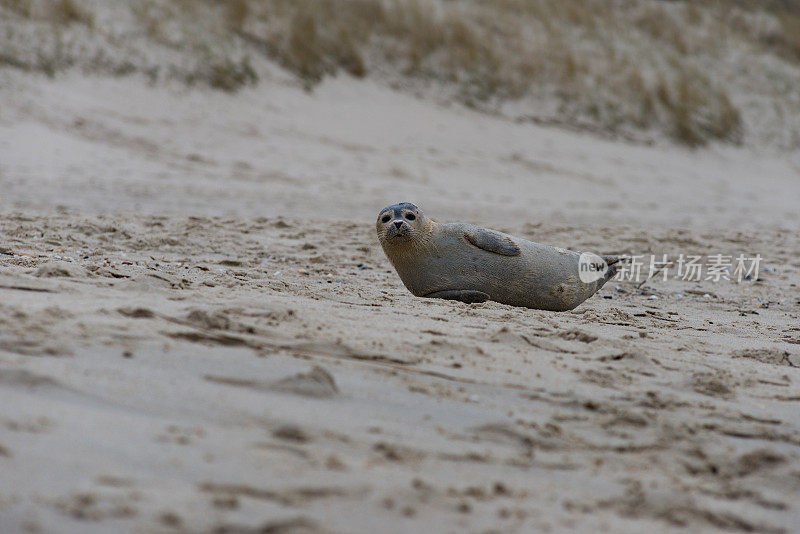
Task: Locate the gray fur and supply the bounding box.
[376,204,619,312]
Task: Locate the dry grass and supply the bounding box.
[656,71,743,147]
[0,0,93,26]
[226,0,754,145]
[203,56,258,92]
[767,13,800,61]
[0,0,32,17]
[52,0,93,27]
[2,0,800,146]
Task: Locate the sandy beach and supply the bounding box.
[1,69,800,533]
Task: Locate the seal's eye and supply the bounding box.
[405,213,416,221]
[381,215,390,223]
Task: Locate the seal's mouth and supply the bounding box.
[384,224,410,241]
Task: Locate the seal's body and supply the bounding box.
[376,203,621,311]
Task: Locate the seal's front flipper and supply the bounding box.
[464,227,521,256]
[424,289,489,304]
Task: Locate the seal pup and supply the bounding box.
[376,203,623,311]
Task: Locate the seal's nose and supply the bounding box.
[394,221,403,229]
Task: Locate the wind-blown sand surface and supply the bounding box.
[1,72,800,533]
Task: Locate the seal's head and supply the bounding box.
[376,202,429,249]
